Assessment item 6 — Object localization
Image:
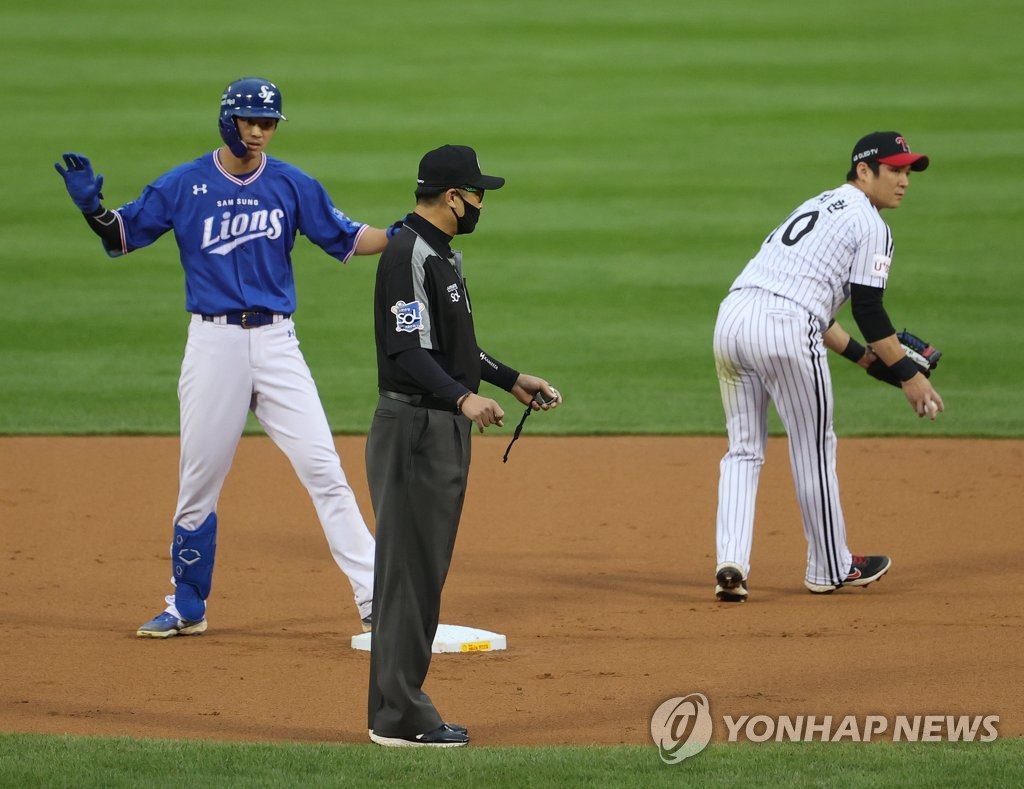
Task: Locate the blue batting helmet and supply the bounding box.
[219,77,287,123]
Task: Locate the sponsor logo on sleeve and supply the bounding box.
[391,300,424,333]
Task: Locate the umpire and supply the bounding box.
[365,145,561,747]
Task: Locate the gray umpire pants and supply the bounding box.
[365,395,471,737]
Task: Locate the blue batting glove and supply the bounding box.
[386,214,412,239]
[55,152,105,213]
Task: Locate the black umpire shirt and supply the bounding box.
[373,212,480,398]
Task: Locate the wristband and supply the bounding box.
[840,337,866,364]
[888,356,920,383]
[456,392,471,413]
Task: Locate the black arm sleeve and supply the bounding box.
[849,283,896,343]
[82,207,125,257]
[394,348,470,403]
[479,349,519,392]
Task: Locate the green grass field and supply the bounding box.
[4,734,1023,789]
[3,0,1022,437]
[2,0,1022,783]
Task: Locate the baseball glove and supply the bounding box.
[866,330,942,387]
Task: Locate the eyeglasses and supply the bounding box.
[458,186,485,203]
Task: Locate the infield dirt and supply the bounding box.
[1,436,1020,745]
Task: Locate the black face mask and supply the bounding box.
[452,195,480,235]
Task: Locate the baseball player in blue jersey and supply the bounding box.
[55,77,398,637]
[712,131,944,603]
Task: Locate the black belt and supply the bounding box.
[201,311,290,329]
[380,389,458,413]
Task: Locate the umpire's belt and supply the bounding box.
[201,311,291,329]
[380,389,458,413]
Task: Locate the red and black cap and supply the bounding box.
[851,132,929,171]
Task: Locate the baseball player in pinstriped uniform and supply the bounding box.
[712,131,943,602]
[55,77,401,636]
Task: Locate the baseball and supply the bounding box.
[925,401,939,419]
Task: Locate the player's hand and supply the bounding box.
[385,213,412,240]
[55,153,104,213]
[460,393,505,433]
[901,373,944,420]
[511,375,562,411]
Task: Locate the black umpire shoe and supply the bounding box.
[369,724,470,748]
[368,723,467,736]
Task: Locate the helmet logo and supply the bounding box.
[258,85,276,104]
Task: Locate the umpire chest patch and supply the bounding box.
[391,300,424,333]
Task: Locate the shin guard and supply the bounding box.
[172,513,217,622]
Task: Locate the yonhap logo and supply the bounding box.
[650,691,1000,759]
[650,693,713,764]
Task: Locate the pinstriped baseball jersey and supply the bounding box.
[730,183,894,326]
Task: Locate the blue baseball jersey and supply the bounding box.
[111,150,367,314]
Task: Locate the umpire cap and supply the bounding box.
[417,145,505,190]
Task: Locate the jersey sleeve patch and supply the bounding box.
[391,300,424,333]
[870,253,892,281]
